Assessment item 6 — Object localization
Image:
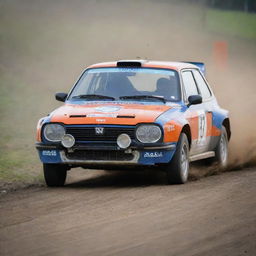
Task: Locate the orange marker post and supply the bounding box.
[213,41,228,71]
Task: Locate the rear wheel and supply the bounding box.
[166,133,189,184]
[214,126,228,169]
[204,125,229,168]
[43,164,67,187]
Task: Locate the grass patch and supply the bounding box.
[0,150,42,182]
[207,9,256,39]
[0,73,42,184]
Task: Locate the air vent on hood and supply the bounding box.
[69,115,87,118]
[117,115,135,119]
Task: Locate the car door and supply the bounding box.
[181,69,209,155]
[192,69,215,152]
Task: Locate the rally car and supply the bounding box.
[36,60,231,186]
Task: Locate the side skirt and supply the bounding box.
[189,151,215,162]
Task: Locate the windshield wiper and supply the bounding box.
[119,95,166,103]
[71,94,115,101]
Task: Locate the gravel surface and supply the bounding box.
[0,168,255,256]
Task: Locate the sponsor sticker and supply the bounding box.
[197,110,207,145]
[87,113,117,118]
[144,152,163,158]
[42,150,57,156]
[96,119,106,122]
[166,124,175,132]
[95,106,121,113]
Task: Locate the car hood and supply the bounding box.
[49,102,174,125]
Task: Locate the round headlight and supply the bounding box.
[136,125,162,143]
[117,134,131,149]
[43,124,65,142]
[61,134,75,148]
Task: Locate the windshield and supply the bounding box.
[68,67,181,102]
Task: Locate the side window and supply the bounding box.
[182,71,199,100]
[193,70,211,99]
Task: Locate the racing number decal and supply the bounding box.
[197,111,207,145]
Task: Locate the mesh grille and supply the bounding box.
[65,126,135,142]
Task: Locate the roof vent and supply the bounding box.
[117,60,145,68]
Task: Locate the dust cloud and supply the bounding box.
[0,0,255,169]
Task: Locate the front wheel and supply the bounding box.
[43,164,67,187]
[166,133,189,184]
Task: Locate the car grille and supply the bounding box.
[65,125,135,142]
[66,150,134,161]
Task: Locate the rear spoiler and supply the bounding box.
[183,61,206,75]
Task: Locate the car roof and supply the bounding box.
[87,60,198,71]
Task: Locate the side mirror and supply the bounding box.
[188,95,202,106]
[55,93,68,102]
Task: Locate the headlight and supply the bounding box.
[136,125,162,143]
[43,124,65,142]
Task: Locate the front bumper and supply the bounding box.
[36,143,176,166]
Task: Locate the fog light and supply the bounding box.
[61,134,75,148]
[117,134,131,149]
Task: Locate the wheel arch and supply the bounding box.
[181,124,191,148]
[222,118,231,141]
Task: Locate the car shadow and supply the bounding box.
[65,168,169,189]
[64,162,221,189]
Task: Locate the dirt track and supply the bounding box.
[1,168,255,256]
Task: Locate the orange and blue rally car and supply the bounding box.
[36,60,231,186]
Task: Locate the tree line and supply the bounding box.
[209,0,256,12]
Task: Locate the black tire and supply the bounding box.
[166,133,189,184]
[43,164,67,187]
[214,126,228,169]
